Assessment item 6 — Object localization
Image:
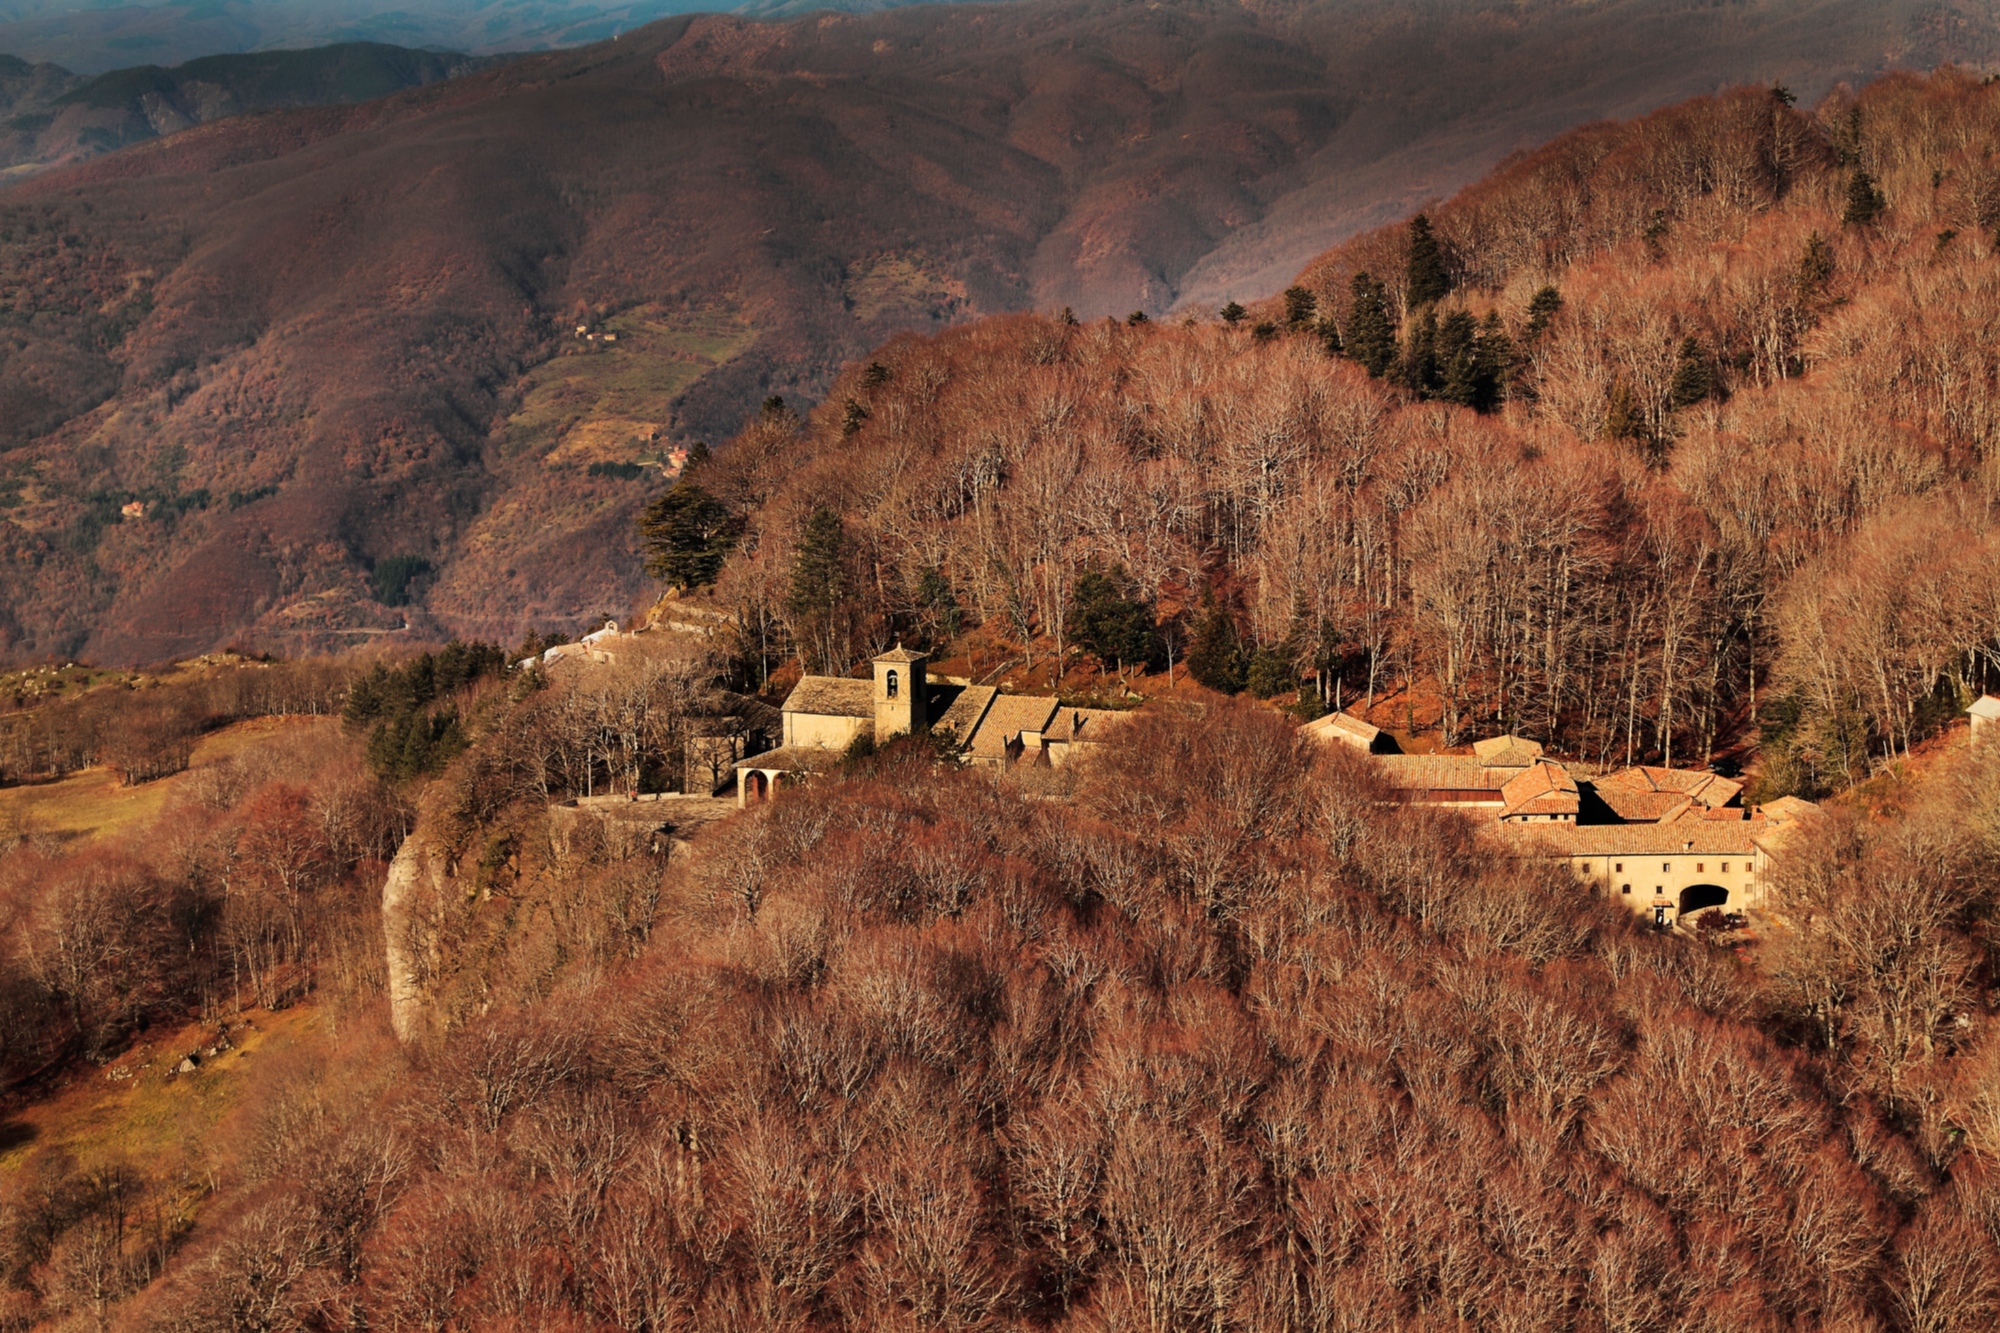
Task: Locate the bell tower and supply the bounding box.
[873,644,929,744]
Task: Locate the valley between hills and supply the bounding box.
[3,0,2000,664]
[0,23,1999,1328]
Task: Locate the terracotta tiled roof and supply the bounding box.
[967,693,1061,757]
[781,676,874,718]
[1374,755,1511,794]
[1596,765,1741,808]
[1499,761,1580,819]
[874,645,926,664]
[1593,789,1693,823]
[1494,818,1774,857]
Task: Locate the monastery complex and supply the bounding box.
[541,618,1873,933]
[1303,710,1822,929]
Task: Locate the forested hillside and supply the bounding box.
[9,686,2000,1331]
[2,0,1992,666]
[10,58,2000,1333]
[697,69,2000,797]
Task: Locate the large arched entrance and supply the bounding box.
[1679,883,1729,918]
[745,771,770,803]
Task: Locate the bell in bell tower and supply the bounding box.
[872,644,929,744]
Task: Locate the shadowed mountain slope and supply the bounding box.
[0,42,497,175]
[2,0,1999,665]
[0,0,947,77]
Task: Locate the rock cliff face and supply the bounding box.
[382,830,451,1044]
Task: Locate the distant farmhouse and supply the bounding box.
[733,646,1128,804]
[1305,719,1821,930]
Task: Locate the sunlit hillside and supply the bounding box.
[5,0,1999,664]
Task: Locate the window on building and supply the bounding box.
[886,669,899,698]
[1615,862,1623,872]
[1662,862,1671,872]
[1621,884,1631,895]
[1697,863,1705,874]
[1721,862,1730,873]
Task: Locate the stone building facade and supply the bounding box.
[1305,716,1822,929]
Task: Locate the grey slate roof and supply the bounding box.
[782,676,874,718]
[933,685,998,741]
[732,745,846,775]
[969,694,1061,757]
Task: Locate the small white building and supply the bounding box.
[1300,710,1389,753]
[1969,694,2000,741]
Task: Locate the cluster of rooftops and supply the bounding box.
[1301,710,1823,922]
[732,646,1130,800]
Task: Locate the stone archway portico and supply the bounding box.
[731,746,844,807]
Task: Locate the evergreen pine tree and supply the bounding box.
[1405,213,1451,308]
[1186,589,1246,694]
[1471,311,1513,411]
[639,480,738,591]
[1843,169,1886,225]
[1219,301,1247,324]
[840,399,870,436]
[1282,286,1318,329]
[1246,617,1301,699]
[342,663,390,725]
[1345,272,1397,378]
[1070,566,1158,677]
[1667,336,1715,410]
[1434,310,1479,405]
[1401,308,1441,397]
[1524,285,1564,340]
[914,565,962,645]
[788,508,850,674]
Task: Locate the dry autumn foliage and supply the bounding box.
[701,70,2000,798]
[14,69,2000,1333]
[37,697,1994,1333]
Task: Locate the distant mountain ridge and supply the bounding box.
[0,41,498,175]
[2,0,1999,666]
[0,0,952,77]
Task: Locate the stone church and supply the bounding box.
[733,646,1126,804]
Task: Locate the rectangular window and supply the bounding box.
[1662,862,1671,872]
[1621,884,1631,895]
[1721,862,1730,873]
[1696,863,1705,874]
[1615,862,1623,872]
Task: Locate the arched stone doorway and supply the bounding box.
[742,770,770,805]
[1679,883,1729,918]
